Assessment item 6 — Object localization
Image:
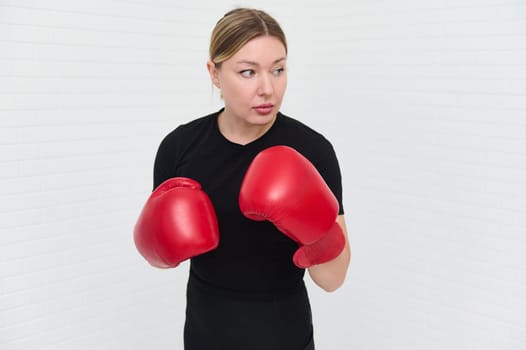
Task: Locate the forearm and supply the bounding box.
[308,215,351,292]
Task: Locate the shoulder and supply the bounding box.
[163,112,217,143]
[158,110,219,152]
[153,111,219,187]
[275,112,336,156]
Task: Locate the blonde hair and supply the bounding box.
[209,8,288,67]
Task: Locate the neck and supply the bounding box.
[217,110,276,145]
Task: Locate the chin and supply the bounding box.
[249,113,276,125]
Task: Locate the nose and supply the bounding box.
[257,73,274,96]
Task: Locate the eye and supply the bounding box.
[240,69,255,78]
[273,67,285,76]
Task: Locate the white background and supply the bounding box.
[1,0,525,349]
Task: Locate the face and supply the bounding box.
[207,35,287,128]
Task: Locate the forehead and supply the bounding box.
[230,35,287,64]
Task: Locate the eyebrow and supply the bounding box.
[235,57,287,66]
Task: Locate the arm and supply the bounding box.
[308,215,351,292]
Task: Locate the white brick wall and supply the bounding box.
[298,1,526,349]
[0,1,225,349]
[1,1,525,349]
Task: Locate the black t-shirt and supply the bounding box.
[154,109,344,349]
[153,109,344,294]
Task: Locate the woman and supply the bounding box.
[134,7,350,350]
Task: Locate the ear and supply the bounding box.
[207,61,221,88]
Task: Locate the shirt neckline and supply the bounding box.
[213,108,280,150]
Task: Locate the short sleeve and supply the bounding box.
[315,140,344,215]
[153,131,178,190]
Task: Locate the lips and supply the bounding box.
[254,103,274,115]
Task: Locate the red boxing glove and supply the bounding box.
[239,145,345,268]
[134,177,219,268]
